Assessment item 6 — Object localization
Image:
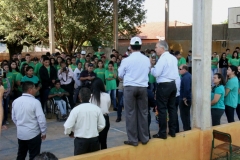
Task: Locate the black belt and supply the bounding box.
[158,81,175,84]
[103,113,108,116]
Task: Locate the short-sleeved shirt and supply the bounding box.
[105,70,117,91]
[16,73,23,92]
[94,68,105,83]
[21,75,40,86]
[211,85,225,109]
[11,69,19,83]
[6,72,13,86]
[104,60,110,69]
[3,78,10,90]
[94,52,104,59]
[226,54,232,60]
[225,76,238,108]
[178,57,186,67]
[79,59,86,66]
[229,58,240,67]
[148,73,156,83]
[34,63,43,78]
[69,64,77,72]
[211,57,218,69]
[20,61,35,70]
[49,87,67,100]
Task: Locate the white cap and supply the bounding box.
[130,37,142,45]
[81,51,86,55]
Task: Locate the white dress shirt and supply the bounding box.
[175,76,181,97]
[151,51,179,83]
[64,103,105,138]
[73,68,83,88]
[58,67,74,85]
[90,92,111,114]
[118,51,151,87]
[12,93,47,140]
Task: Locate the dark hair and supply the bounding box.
[108,61,114,66]
[26,66,34,72]
[182,65,188,71]
[86,55,90,58]
[232,51,238,59]
[43,57,50,62]
[91,78,105,106]
[33,152,58,160]
[22,81,35,93]
[46,52,51,56]
[236,47,240,50]
[220,52,226,59]
[174,51,181,56]
[41,55,47,59]
[229,65,238,75]
[110,54,116,59]
[226,48,230,52]
[97,60,103,68]
[9,61,20,72]
[130,45,141,51]
[25,54,30,57]
[50,58,56,66]
[214,73,225,86]
[79,87,91,103]
[1,60,9,68]
[21,63,28,76]
[54,80,61,85]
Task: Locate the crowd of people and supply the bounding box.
[1,37,240,159]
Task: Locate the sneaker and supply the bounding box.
[116,118,121,122]
[5,121,9,125]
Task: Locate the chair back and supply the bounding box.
[213,130,232,143]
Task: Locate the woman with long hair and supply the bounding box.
[15,63,28,97]
[228,51,239,67]
[94,60,105,84]
[90,78,111,150]
[211,73,225,126]
[218,53,228,80]
[224,65,238,123]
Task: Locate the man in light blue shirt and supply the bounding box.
[118,37,151,146]
[151,40,179,139]
[12,81,47,160]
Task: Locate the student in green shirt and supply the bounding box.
[34,55,46,79]
[2,64,13,89]
[175,51,186,67]
[77,51,86,67]
[226,48,232,60]
[109,54,118,70]
[9,61,20,83]
[94,46,104,59]
[20,54,35,70]
[211,52,219,85]
[15,63,29,97]
[228,51,239,67]
[69,57,77,72]
[50,57,57,69]
[94,60,105,84]
[105,61,117,110]
[225,65,239,123]
[48,80,69,119]
[21,66,41,99]
[2,71,11,126]
[149,57,156,92]
[211,73,226,126]
[56,56,63,72]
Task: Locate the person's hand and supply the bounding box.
[41,134,46,140]
[52,80,55,84]
[183,98,188,106]
[0,85,4,99]
[69,131,74,138]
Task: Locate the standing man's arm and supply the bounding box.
[35,101,47,140]
[97,111,106,132]
[64,109,77,135]
[118,59,126,79]
[151,57,164,77]
[0,85,4,134]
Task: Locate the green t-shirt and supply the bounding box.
[49,87,67,100]
[94,68,105,83]
[211,57,218,69]
[104,60,110,69]
[94,52,104,59]
[226,54,232,60]
[148,73,156,83]
[11,69,19,83]
[80,59,86,65]
[211,85,225,109]
[56,64,61,71]
[225,76,238,108]
[20,61,35,70]
[2,78,10,90]
[34,62,43,78]
[21,75,40,85]
[229,58,240,67]
[178,57,186,67]
[6,72,13,86]
[69,64,77,72]
[16,73,23,92]
[105,70,117,91]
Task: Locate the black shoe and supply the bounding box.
[152,134,167,139]
[113,108,118,111]
[116,118,121,122]
[124,141,138,146]
[142,140,149,145]
[168,133,176,137]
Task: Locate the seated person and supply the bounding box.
[48,80,69,119]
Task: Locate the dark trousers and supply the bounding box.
[211,108,224,126]
[236,104,240,120]
[188,67,192,74]
[61,83,74,109]
[225,105,235,123]
[74,137,100,155]
[124,86,149,144]
[179,100,192,131]
[99,114,110,150]
[156,81,177,137]
[148,109,151,139]
[117,91,123,118]
[17,134,42,160]
[175,96,180,133]
[2,95,10,125]
[40,88,50,111]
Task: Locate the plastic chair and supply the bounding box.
[210,130,240,160]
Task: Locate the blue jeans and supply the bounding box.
[149,83,157,93]
[107,90,117,109]
[3,95,10,125]
[211,68,218,86]
[117,91,124,118]
[220,68,227,81]
[55,100,67,115]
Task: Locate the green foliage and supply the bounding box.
[0,0,146,54]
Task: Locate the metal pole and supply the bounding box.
[165,0,169,41]
[48,0,55,54]
[113,0,118,50]
[192,0,212,130]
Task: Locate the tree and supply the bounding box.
[0,0,146,55]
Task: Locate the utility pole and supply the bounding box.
[48,0,55,54]
[165,0,169,41]
[113,0,118,50]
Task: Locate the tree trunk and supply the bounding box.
[7,42,23,59]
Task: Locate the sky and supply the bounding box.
[144,0,240,24]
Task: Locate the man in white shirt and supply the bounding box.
[151,40,179,139]
[64,87,105,155]
[73,62,83,105]
[12,81,47,160]
[118,37,151,146]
